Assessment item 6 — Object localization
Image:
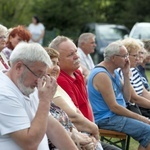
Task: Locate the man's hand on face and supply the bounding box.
[122,58,130,76]
[37,75,57,103]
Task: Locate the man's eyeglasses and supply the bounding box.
[115,54,129,59]
[23,63,43,78]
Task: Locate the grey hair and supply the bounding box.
[9,42,52,67]
[78,33,95,47]
[49,35,72,50]
[104,40,123,61]
[0,24,7,35]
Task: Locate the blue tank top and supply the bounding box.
[87,67,126,123]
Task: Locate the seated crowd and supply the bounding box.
[1,23,150,150]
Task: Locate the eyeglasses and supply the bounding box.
[0,36,6,39]
[129,54,139,58]
[115,54,129,59]
[23,63,43,78]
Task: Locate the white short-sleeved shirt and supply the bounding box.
[77,47,95,71]
[0,71,49,150]
[28,23,45,45]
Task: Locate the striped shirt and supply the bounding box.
[118,68,143,95]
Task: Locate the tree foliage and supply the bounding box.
[0,0,150,38]
[0,0,35,28]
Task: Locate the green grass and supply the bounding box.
[100,70,150,149]
[146,70,150,81]
[103,137,139,150]
[110,137,138,150]
[129,138,138,150]
[127,70,150,150]
[105,70,150,149]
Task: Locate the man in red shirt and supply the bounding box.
[49,35,94,122]
[49,36,123,150]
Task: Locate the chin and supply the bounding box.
[17,82,35,96]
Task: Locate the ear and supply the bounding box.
[111,55,115,61]
[14,61,24,75]
[58,61,60,66]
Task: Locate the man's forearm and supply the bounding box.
[10,100,51,149]
[122,76,131,101]
[28,101,50,146]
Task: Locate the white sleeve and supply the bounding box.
[0,94,30,135]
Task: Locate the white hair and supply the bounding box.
[104,40,123,61]
[9,42,52,67]
[78,33,95,47]
[0,24,7,35]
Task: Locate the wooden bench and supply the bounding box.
[99,129,130,150]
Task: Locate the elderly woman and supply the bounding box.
[137,40,150,91]
[0,24,9,70]
[118,38,150,118]
[2,25,31,60]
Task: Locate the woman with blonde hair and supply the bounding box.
[118,38,150,118]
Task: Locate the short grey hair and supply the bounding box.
[78,33,95,47]
[49,35,72,50]
[9,42,52,67]
[104,40,123,61]
[0,24,7,35]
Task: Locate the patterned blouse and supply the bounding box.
[48,102,74,149]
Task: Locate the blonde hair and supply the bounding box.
[122,38,141,54]
[44,47,59,59]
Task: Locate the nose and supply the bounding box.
[135,56,140,60]
[53,65,60,71]
[74,52,79,59]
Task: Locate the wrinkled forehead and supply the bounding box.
[59,40,77,53]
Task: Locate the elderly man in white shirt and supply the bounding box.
[77,33,96,82]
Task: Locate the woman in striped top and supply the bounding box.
[118,38,150,117]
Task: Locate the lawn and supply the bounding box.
[146,70,150,81]
[106,70,150,150]
[124,70,150,150]
[129,138,138,150]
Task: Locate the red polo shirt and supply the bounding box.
[57,69,94,121]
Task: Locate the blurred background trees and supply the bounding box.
[0,0,150,45]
